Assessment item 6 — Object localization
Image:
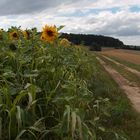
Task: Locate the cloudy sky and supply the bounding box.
[0,0,140,45]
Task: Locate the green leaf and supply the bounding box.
[98,126,105,132]
[57,25,65,31]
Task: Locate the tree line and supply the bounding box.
[60,33,124,50]
[61,33,140,51]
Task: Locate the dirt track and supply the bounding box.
[97,57,140,113]
[101,49,140,65]
[102,55,140,77]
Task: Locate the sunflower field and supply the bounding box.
[0,25,126,140]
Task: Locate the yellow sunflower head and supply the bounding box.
[41,24,58,43]
[0,28,3,32]
[0,29,3,39]
[60,38,71,47]
[22,30,30,39]
[9,31,19,40]
[40,34,45,41]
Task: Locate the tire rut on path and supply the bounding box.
[96,57,140,113]
[102,55,140,77]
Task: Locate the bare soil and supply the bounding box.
[97,57,140,113]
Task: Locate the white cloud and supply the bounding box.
[118,35,140,45]
[0,0,140,45]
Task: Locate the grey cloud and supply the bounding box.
[112,26,139,36]
[116,27,140,36]
[0,0,76,15]
[94,25,140,36]
[85,15,140,36]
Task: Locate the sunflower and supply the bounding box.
[22,30,30,39]
[41,25,58,42]
[60,38,71,47]
[0,29,3,40]
[40,34,45,41]
[0,28,3,32]
[9,31,19,40]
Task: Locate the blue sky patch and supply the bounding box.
[130,5,140,12]
[59,7,121,17]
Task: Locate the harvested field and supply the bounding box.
[100,49,140,65]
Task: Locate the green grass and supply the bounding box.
[105,55,140,72]
[92,53,140,140]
